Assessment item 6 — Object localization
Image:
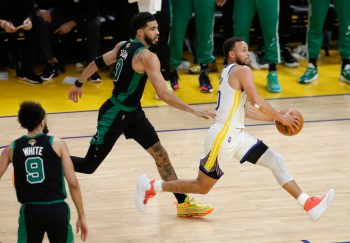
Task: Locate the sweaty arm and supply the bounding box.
[68,41,125,103]
[76,41,124,85]
[143,51,214,119]
[234,66,289,124]
[53,138,88,241]
[0,145,12,179]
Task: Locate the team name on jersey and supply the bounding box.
[22,146,44,156]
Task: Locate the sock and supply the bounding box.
[154,180,163,193]
[268,63,276,72]
[174,193,187,203]
[161,69,169,81]
[297,192,309,207]
[309,58,317,68]
[200,64,209,73]
[342,59,350,70]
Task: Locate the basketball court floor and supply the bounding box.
[0,54,350,242]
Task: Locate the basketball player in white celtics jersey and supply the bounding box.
[136,37,335,221]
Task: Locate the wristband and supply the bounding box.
[74,79,83,88]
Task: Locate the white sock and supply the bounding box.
[297,192,309,206]
[153,180,163,193]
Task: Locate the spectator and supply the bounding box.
[37,0,102,82]
[168,0,218,93]
[299,0,350,84]
[0,0,43,84]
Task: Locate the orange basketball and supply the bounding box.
[275,109,304,136]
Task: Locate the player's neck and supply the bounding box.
[27,128,44,137]
[135,36,150,48]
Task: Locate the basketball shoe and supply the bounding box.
[304,188,335,222]
[176,195,214,217]
[136,174,214,217]
[299,63,318,84]
[267,71,281,93]
[340,64,350,84]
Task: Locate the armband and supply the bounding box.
[74,79,83,88]
[94,55,108,69]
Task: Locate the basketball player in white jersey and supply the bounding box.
[136,37,335,221]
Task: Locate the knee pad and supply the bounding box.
[256,148,293,186]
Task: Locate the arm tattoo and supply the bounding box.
[148,142,178,181]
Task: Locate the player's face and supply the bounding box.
[143,21,159,46]
[233,42,250,65]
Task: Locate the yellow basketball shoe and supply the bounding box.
[176,196,214,217]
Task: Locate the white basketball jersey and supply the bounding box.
[215,63,247,130]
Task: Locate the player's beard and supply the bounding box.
[43,124,49,134]
[145,35,158,48]
[236,56,249,66]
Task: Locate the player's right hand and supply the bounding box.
[68,86,83,103]
[279,112,301,133]
[76,216,88,241]
[193,110,216,120]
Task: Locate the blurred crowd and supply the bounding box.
[0,0,349,92]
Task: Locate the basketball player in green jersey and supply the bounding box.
[299,0,350,84]
[136,38,335,222]
[0,101,88,242]
[68,12,215,217]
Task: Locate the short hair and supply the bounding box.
[223,37,245,58]
[18,101,46,132]
[130,12,156,37]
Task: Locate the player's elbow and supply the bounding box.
[157,90,171,102]
[68,179,80,191]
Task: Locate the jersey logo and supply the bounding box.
[120,49,128,60]
[92,131,99,142]
[28,139,36,146]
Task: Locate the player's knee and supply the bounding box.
[257,149,293,186]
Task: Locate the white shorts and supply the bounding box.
[199,124,266,179]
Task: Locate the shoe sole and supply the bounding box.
[284,62,299,68]
[177,207,214,218]
[17,77,42,84]
[308,188,335,222]
[340,75,350,84]
[267,87,282,93]
[299,74,318,84]
[41,72,56,81]
[135,174,148,212]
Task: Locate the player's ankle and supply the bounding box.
[154,180,163,193]
[297,192,309,207]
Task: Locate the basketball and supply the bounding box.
[275,109,304,136]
